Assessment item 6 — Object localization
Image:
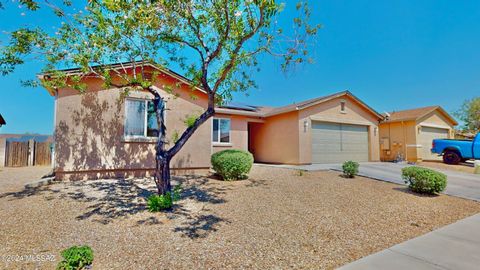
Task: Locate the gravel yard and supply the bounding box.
[1,165,479,269]
[0,166,52,192]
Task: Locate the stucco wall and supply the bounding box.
[54,72,211,180]
[211,114,249,154]
[379,121,418,162]
[298,95,381,163]
[249,111,300,164]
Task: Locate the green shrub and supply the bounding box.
[402,166,447,194]
[211,149,254,180]
[296,170,306,176]
[342,161,359,178]
[57,245,93,270]
[147,185,182,212]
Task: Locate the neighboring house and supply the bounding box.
[0,114,5,127]
[41,62,383,180]
[379,106,458,162]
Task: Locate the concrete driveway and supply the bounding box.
[257,162,480,201]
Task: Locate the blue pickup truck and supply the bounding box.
[431,133,480,164]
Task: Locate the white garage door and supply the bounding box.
[419,126,449,160]
[312,122,369,163]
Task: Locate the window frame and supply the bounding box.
[212,118,231,144]
[124,98,161,140]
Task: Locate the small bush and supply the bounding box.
[147,185,182,212]
[57,245,93,270]
[402,166,447,194]
[211,149,254,180]
[296,170,306,176]
[342,161,359,178]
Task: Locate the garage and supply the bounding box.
[419,126,449,160]
[312,121,369,163]
[379,106,457,162]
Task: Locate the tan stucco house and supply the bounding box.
[42,63,384,180]
[379,106,458,162]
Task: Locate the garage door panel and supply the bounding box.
[311,122,369,163]
[419,127,449,161]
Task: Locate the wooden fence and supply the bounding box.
[5,142,29,167]
[34,142,52,166]
[4,141,52,167]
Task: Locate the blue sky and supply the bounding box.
[1,0,480,134]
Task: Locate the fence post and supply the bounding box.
[28,139,35,166]
[0,138,5,167]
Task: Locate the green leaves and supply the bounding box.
[183,113,200,128]
[1,0,319,102]
[57,245,94,270]
[19,0,39,11]
[455,97,480,133]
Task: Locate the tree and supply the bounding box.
[0,0,319,197]
[455,97,480,133]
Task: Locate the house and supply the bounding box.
[0,114,5,127]
[379,106,458,162]
[41,62,383,180]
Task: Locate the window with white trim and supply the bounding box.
[212,118,231,143]
[124,99,159,138]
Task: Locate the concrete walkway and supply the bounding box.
[338,213,480,270]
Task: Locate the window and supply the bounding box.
[124,99,159,138]
[212,118,231,143]
[340,100,346,113]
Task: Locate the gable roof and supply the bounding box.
[263,90,383,118]
[0,114,5,126]
[38,61,207,96]
[384,106,458,125]
[216,90,383,119]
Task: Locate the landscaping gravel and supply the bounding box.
[0,165,479,269]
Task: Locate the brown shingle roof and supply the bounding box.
[385,106,458,125]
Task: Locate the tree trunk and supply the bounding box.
[148,86,214,196]
[150,88,170,195]
[155,154,171,195]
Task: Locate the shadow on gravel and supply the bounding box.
[173,214,228,239]
[0,175,229,238]
[392,187,440,198]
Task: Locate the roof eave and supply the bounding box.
[215,108,264,117]
[298,91,384,120]
[37,61,207,95]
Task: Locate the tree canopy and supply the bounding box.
[455,97,480,133]
[1,0,320,102]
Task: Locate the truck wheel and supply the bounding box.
[443,150,461,165]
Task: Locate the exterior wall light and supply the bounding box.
[304,120,309,132]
